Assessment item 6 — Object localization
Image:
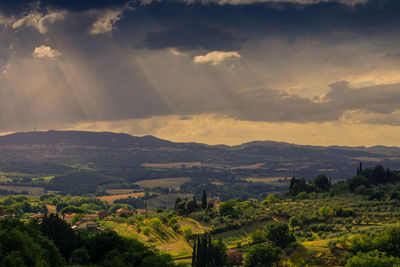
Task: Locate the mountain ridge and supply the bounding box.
[1,130,400,178]
[0,130,394,150]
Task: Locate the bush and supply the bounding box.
[297,191,308,200]
[142,226,151,236]
[244,244,280,267]
[265,222,296,249]
[289,217,302,229]
[346,250,400,267]
[318,206,334,217]
[180,226,192,240]
[264,194,279,204]
[250,229,266,244]
[328,240,338,252]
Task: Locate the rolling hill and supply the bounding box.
[1,130,400,178]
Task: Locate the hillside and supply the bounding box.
[1,130,400,178]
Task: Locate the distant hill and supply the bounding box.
[1,130,400,178]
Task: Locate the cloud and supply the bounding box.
[209,0,366,4]
[11,11,65,34]
[64,114,400,147]
[0,13,15,27]
[0,0,131,16]
[228,81,400,123]
[0,0,366,17]
[90,8,126,35]
[33,45,62,58]
[143,23,242,52]
[2,0,400,141]
[193,51,241,65]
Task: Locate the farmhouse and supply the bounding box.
[62,213,76,224]
[226,249,244,266]
[30,213,45,221]
[72,217,99,232]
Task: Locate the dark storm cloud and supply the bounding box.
[2,0,400,131]
[0,0,131,16]
[111,0,400,52]
[144,23,243,51]
[2,0,400,49]
[42,0,131,12]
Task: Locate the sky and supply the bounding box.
[1,0,400,146]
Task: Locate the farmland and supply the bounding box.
[244,177,288,183]
[135,177,191,189]
[142,162,202,169]
[148,193,194,209]
[98,192,149,204]
[0,185,45,196]
[105,188,139,195]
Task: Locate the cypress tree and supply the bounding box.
[289,177,296,190]
[192,233,227,267]
[196,235,202,267]
[202,190,208,209]
[192,242,197,267]
[175,198,181,210]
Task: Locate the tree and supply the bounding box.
[40,213,83,260]
[185,199,200,214]
[297,191,308,200]
[264,222,295,249]
[371,165,386,184]
[202,190,208,209]
[0,219,65,266]
[69,248,90,265]
[264,194,279,204]
[244,244,280,267]
[318,206,334,217]
[357,162,363,176]
[192,233,227,267]
[174,198,182,210]
[314,175,331,191]
[288,177,310,196]
[348,175,370,192]
[250,229,266,244]
[346,251,400,267]
[219,199,237,217]
[289,217,302,229]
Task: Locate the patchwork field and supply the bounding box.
[105,189,140,195]
[0,185,45,196]
[32,175,55,182]
[244,177,288,183]
[148,193,194,209]
[232,163,267,170]
[135,177,191,189]
[0,175,12,183]
[141,162,202,168]
[98,192,150,204]
[141,162,226,169]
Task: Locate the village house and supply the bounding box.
[62,212,76,224]
[226,249,244,266]
[72,217,99,232]
[29,213,45,221]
